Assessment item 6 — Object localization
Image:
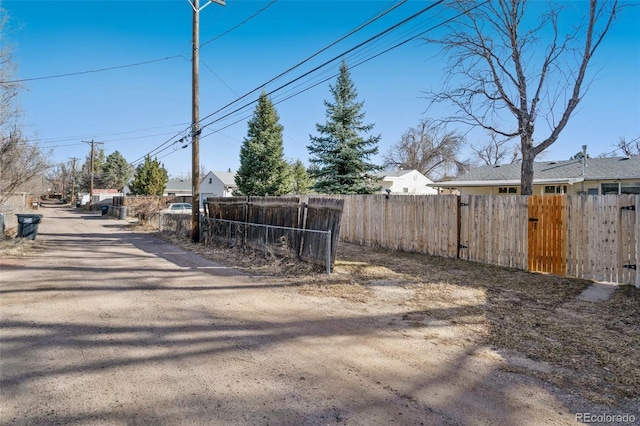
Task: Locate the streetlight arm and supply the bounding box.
[187,0,225,12]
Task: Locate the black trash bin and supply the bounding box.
[100,205,109,216]
[16,214,43,240]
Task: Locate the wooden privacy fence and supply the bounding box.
[335,194,639,287]
[338,194,459,258]
[203,196,344,268]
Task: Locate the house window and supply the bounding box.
[403,187,409,193]
[601,183,619,195]
[621,182,640,194]
[209,178,212,184]
[498,187,517,194]
[544,185,567,194]
[587,188,598,195]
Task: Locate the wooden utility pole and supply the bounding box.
[69,157,78,205]
[83,140,103,209]
[189,0,225,242]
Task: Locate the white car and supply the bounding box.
[163,203,192,214]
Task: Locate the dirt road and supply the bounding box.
[0,206,615,425]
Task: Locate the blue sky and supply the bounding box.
[4,0,640,178]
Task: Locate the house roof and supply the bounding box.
[434,156,640,187]
[375,169,416,178]
[166,179,192,192]
[375,169,433,182]
[205,171,237,187]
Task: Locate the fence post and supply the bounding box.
[326,230,332,274]
[265,225,269,257]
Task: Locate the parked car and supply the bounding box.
[163,203,192,214]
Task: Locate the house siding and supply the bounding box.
[199,171,237,208]
[378,170,438,195]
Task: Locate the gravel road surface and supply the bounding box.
[0,206,601,425]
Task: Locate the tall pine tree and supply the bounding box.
[235,91,291,196]
[102,150,132,191]
[307,61,382,194]
[290,159,313,194]
[128,156,168,196]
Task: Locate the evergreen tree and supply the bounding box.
[128,156,168,196]
[78,148,105,192]
[235,91,291,196]
[102,151,132,191]
[307,61,382,194]
[290,160,313,194]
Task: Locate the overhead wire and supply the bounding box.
[197,0,445,134]
[129,0,491,169]
[195,0,408,127]
[1,0,275,85]
[200,0,278,49]
[129,0,409,167]
[1,56,183,84]
[195,0,488,149]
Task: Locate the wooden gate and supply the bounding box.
[528,195,567,275]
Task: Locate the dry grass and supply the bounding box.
[153,231,640,408]
[0,235,47,257]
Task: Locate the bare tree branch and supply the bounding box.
[425,0,620,194]
[383,118,470,181]
[470,132,520,166]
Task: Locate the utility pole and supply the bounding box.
[189,0,225,243]
[83,140,103,209]
[69,157,79,205]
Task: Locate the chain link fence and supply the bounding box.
[158,213,192,237]
[202,217,333,273]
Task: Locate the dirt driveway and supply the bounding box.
[0,206,636,425]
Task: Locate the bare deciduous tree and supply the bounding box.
[45,162,71,196]
[1,8,51,207]
[0,9,19,132]
[1,128,50,205]
[471,133,520,166]
[615,136,640,157]
[427,0,619,194]
[383,118,469,181]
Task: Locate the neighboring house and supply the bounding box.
[199,171,238,208]
[164,179,192,197]
[91,189,122,204]
[376,169,438,195]
[431,156,640,196]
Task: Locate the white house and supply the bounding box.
[376,169,438,195]
[199,171,238,208]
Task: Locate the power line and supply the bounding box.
[196,0,408,126]
[1,0,277,85]
[194,1,485,147]
[2,56,183,84]
[130,0,488,168]
[200,0,277,49]
[198,0,445,133]
[129,0,409,167]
